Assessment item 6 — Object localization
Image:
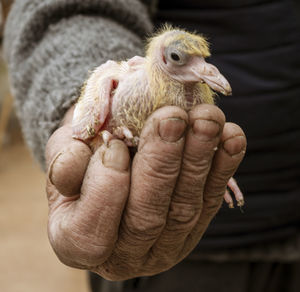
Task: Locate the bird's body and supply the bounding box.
[72,27,243,207]
[72,27,230,146]
[105,56,213,139]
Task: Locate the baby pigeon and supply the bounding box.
[72,27,244,208]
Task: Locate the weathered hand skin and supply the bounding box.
[45,104,246,280]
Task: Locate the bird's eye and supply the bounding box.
[171,52,180,61]
[165,47,188,66]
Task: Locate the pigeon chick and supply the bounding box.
[72,27,244,208]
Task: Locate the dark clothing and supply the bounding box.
[89,260,300,292]
[156,0,300,250]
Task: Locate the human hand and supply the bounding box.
[45,104,246,280]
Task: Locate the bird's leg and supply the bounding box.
[223,189,234,209]
[224,177,245,208]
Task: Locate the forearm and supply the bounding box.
[3,0,153,168]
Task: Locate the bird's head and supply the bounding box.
[147,27,232,95]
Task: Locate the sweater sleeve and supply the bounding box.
[3,0,153,168]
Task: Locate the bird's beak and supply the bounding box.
[190,57,232,96]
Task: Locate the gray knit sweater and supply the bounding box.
[3,0,153,167]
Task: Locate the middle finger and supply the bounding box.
[152,104,225,261]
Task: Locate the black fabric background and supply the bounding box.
[155,0,300,249]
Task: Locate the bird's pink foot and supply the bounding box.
[224,177,244,208]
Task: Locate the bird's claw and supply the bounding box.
[101,130,114,147]
[125,136,139,147]
[224,177,245,209]
[114,126,139,147]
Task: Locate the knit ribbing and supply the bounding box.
[3,0,153,167]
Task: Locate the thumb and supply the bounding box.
[46,124,92,196]
[46,140,131,268]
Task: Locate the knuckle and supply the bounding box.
[132,193,170,215]
[166,201,201,232]
[174,171,206,202]
[139,150,181,180]
[123,210,166,241]
[182,150,212,171]
[174,181,204,202]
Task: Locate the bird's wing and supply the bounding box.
[127,56,146,67]
[72,61,120,141]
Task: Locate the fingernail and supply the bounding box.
[223,136,247,156]
[159,118,186,142]
[48,152,64,185]
[103,140,130,171]
[193,119,220,141]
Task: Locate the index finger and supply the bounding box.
[99,106,188,279]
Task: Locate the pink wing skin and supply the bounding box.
[127,56,146,67]
[72,57,146,142]
[72,61,120,141]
